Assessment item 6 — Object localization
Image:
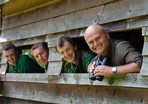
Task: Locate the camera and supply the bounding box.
[89,55,107,81]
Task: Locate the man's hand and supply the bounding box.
[88,61,95,73]
[94,65,112,76]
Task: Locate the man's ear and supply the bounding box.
[106,33,110,40]
[75,46,77,50]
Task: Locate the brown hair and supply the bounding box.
[31,42,49,52]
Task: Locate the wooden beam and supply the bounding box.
[3,0,62,18]
[0,73,48,83]
[0,73,147,88]
[1,54,7,63]
[48,47,61,61]
[0,63,7,75]
[3,0,116,29]
[2,15,147,48]
[47,61,62,75]
[2,0,148,41]
[142,26,148,36]
[48,74,148,88]
[0,36,46,50]
[0,0,9,5]
[142,36,148,55]
[14,36,46,46]
[0,54,7,75]
[140,56,148,76]
[2,97,47,104]
[2,81,148,103]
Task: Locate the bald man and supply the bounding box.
[84,24,143,76]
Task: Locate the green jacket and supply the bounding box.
[62,50,95,73]
[8,55,45,73]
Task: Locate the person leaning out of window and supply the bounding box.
[31,42,49,73]
[56,36,96,73]
[2,43,44,73]
[84,24,143,76]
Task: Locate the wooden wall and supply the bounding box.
[1,97,50,104]
[1,0,148,75]
[141,26,148,75]
[2,82,148,104]
[0,74,147,104]
[0,0,148,103]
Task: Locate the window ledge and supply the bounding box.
[48,73,148,88]
[0,73,49,83]
[0,73,147,88]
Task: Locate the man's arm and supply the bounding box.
[93,62,140,76]
[93,40,142,76]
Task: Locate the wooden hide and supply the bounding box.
[0,0,148,103]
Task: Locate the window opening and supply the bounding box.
[109,29,144,53]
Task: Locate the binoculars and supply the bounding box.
[89,56,107,81]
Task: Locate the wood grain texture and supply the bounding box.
[0,73,147,88]
[3,0,116,29]
[1,97,48,104]
[47,61,62,75]
[142,37,148,55]
[2,81,148,104]
[2,0,148,41]
[140,56,148,76]
[0,73,48,83]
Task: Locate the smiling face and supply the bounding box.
[84,24,109,56]
[3,48,17,66]
[32,45,48,65]
[57,40,77,64]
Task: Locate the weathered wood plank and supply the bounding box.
[0,0,9,5]
[48,47,61,61]
[1,73,147,88]
[140,56,148,76]
[98,0,148,24]
[0,74,48,83]
[2,97,48,104]
[1,16,146,48]
[142,37,148,56]
[46,29,84,48]
[0,54,7,74]
[2,81,148,104]
[48,74,148,88]
[142,26,148,36]
[0,63,7,75]
[1,15,146,48]
[3,0,116,29]
[0,6,2,28]
[14,36,46,47]
[47,61,62,75]
[4,0,148,30]
[3,0,62,18]
[0,81,2,96]
[0,36,46,50]
[142,26,147,36]
[1,54,7,63]
[2,0,148,41]
[127,16,148,29]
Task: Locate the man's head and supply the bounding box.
[2,43,17,66]
[31,42,49,65]
[56,36,77,64]
[84,24,110,56]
